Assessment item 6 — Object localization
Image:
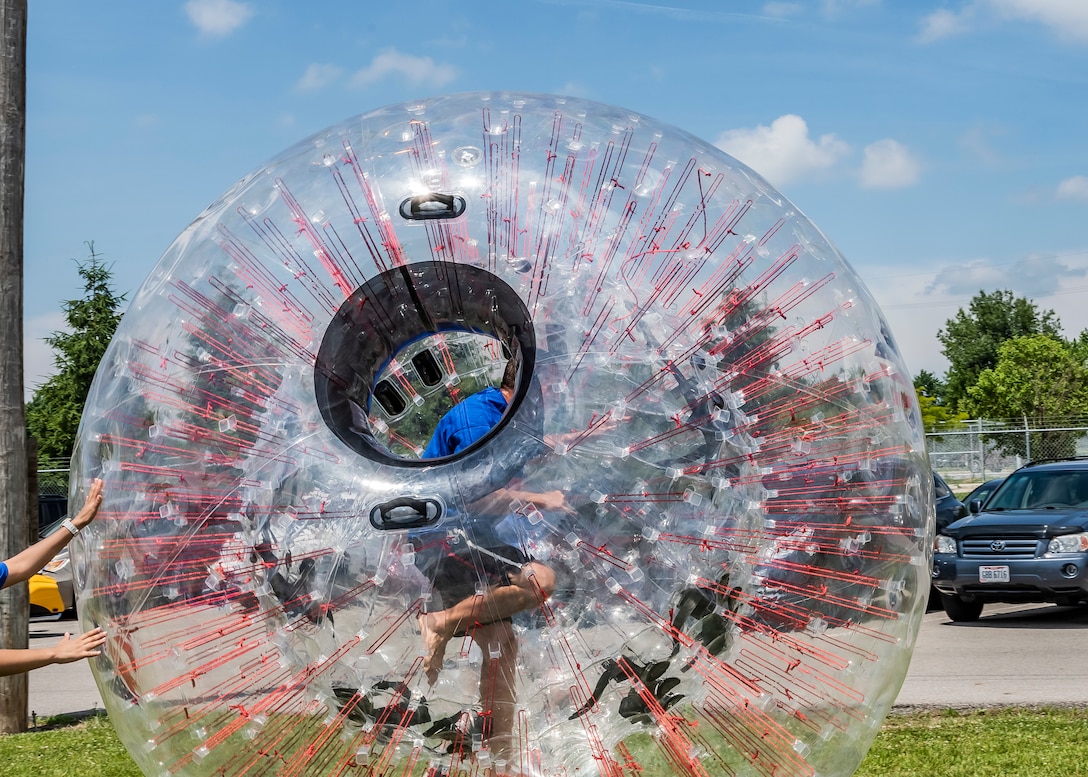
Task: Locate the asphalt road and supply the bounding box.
[894,601,1088,709]
[26,601,1088,723]
[27,619,107,722]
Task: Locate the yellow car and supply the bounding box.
[29,572,66,620]
[29,514,77,621]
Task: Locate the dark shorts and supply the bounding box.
[423,543,530,613]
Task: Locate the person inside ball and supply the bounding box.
[0,479,107,677]
[415,355,565,757]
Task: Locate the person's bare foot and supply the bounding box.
[419,610,451,685]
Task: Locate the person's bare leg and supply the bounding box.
[475,620,519,764]
[419,609,452,686]
[426,562,555,640]
[420,562,555,685]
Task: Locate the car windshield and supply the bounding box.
[986,469,1088,510]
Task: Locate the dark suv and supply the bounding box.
[932,458,1088,621]
[933,471,966,532]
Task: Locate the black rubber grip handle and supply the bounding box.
[399,193,467,220]
[369,496,445,531]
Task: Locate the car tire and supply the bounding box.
[940,592,983,622]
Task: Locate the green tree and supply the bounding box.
[966,334,1088,459]
[1069,328,1088,364]
[915,392,969,433]
[26,244,126,464]
[913,370,967,433]
[938,290,1060,410]
[913,369,944,400]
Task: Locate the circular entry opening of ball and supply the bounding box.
[371,330,514,458]
[314,261,536,465]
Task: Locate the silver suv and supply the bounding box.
[931,459,1088,621]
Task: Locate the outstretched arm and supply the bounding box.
[2,478,104,586]
[471,486,569,517]
[0,627,107,677]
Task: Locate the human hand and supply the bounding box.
[71,478,104,531]
[546,410,626,450]
[529,490,568,512]
[52,627,106,665]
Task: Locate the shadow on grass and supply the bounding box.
[27,708,107,732]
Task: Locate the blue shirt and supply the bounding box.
[422,387,508,458]
[0,561,8,589]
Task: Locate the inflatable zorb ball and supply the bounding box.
[71,92,932,777]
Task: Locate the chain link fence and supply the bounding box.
[37,468,69,498]
[926,419,1088,490]
[35,468,71,533]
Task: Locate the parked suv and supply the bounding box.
[933,471,966,533]
[932,458,1088,621]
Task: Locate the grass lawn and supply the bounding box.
[2,707,1086,777]
[855,708,1088,777]
[0,713,142,777]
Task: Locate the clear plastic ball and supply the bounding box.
[70,92,932,777]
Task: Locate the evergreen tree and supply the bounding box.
[26,244,126,464]
[913,369,944,401]
[913,369,967,433]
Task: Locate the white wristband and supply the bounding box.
[61,518,80,536]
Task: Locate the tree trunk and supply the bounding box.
[0,0,28,735]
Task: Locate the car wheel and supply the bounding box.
[940,592,983,622]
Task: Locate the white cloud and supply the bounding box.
[918,0,1088,44]
[925,259,1009,295]
[1056,175,1088,200]
[917,8,975,42]
[295,63,343,93]
[714,114,850,187]
[988,0,1088,43]
[184,0,254,38]
[926,253,1087,297]
[858,138,921,189]
[349,49,457,89]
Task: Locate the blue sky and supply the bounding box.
[24,0,1088,397]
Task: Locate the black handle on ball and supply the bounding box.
[399,193,467,220]
[369,496,445,531]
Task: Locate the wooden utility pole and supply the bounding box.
[0,0,28,734]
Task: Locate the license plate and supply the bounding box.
[979,565,1010,583]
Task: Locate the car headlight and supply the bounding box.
[934,535,956,555]
[1047,533,1088,554]
[42,556,69,573]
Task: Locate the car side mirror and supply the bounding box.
[969,499,983,514]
